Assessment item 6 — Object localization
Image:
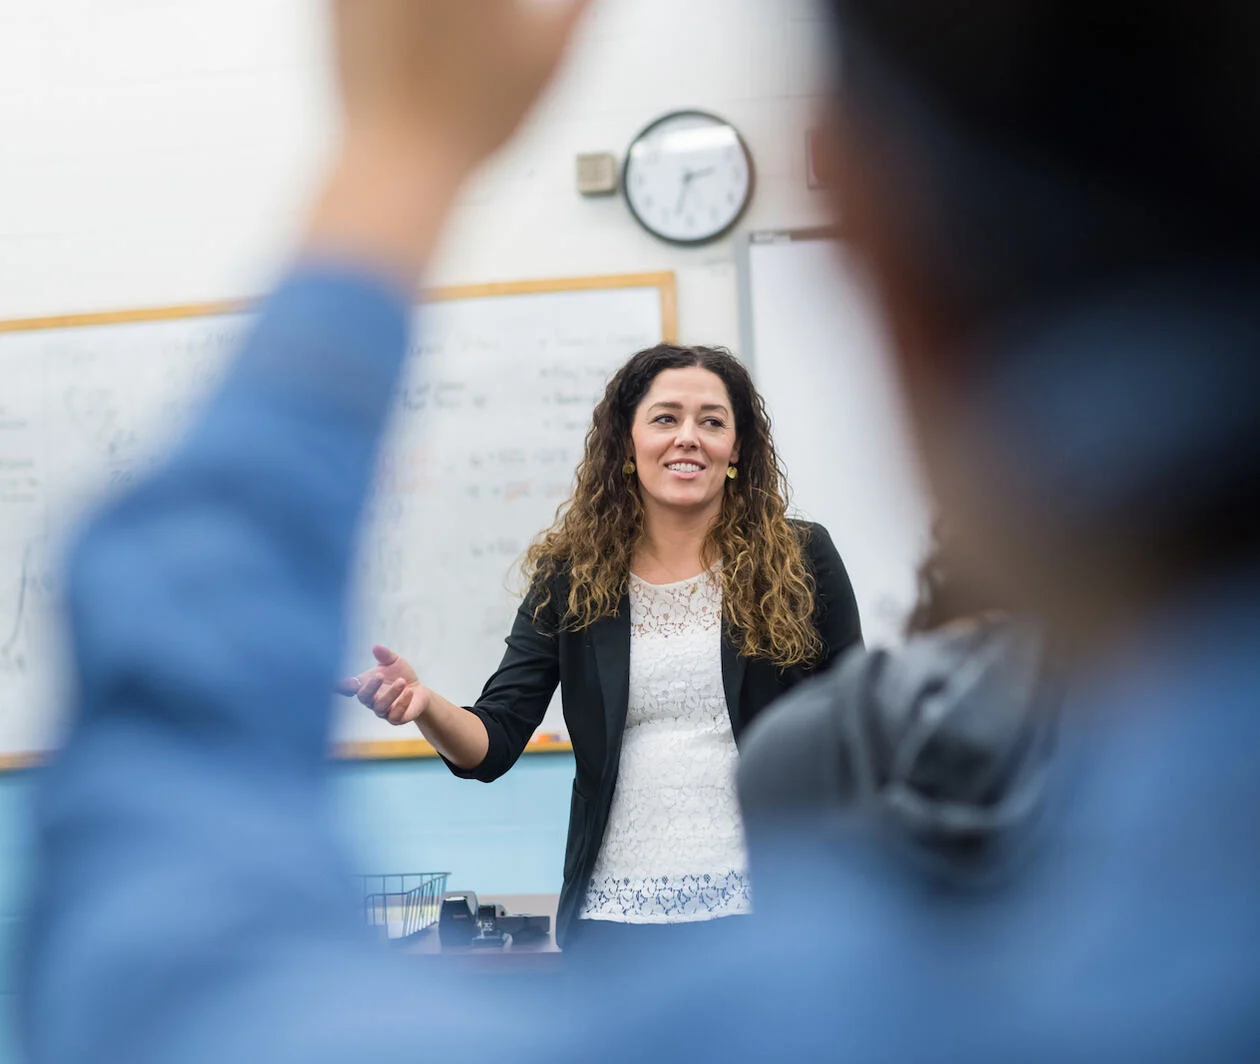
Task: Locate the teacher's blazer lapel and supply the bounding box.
[720,632,749,736]
[590,592,631,780]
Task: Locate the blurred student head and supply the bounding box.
[821,1,1260,649]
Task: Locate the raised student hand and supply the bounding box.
[336,645,429,726]
[333,0,594,173]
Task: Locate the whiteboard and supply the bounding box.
[739,228,932,646]
[0,273,676,769]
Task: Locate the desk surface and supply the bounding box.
[406,893,562,974]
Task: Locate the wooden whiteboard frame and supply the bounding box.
[0,270,679,337]
[0,270,678,769]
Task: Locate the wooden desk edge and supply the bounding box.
[0,737,573,773]
[333,737,573,763]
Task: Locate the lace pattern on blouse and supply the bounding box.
[579,567,751,924]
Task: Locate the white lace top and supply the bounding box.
[579,567,751,924]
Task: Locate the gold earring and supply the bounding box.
[726,464,738,480]
[623,458,637,475]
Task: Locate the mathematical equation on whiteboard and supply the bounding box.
[0,282,666,753]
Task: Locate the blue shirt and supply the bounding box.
[20,265,1260,1061]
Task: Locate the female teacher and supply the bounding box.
[340,343,862,952]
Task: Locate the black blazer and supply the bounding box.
[444,521,862,946]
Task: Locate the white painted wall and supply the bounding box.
[0,0,834,346]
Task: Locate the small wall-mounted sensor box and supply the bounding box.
[576,152,619,196]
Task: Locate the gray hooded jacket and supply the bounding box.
[738,621,1055,877]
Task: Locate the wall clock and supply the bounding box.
[623,110,754,245]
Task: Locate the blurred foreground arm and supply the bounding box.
[21,3,590,1063]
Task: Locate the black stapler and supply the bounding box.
[438,891,479,947]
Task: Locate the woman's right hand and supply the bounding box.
[336,645,429,725]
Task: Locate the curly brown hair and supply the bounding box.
[522,344,822,668]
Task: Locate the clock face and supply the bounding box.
[623,111,754,245]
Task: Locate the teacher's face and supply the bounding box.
[629,367,739,518]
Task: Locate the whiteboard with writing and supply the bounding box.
[0,273,675,768]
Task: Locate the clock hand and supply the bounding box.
[675,165,715,211]
[676,171,694,213]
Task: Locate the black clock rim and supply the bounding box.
[621,108,757,248]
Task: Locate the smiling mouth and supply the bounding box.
[666,462,705,473]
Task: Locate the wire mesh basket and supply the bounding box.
[357,872,449,943]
